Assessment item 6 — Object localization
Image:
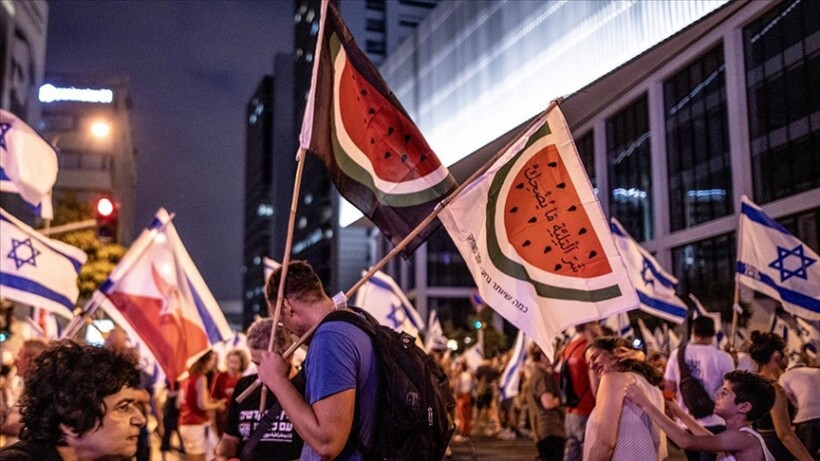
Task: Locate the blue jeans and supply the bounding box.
[563,413,588,461]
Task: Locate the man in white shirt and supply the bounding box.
[664,316,735,461]
[778,363,820,459]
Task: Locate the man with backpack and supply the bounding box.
[558,321,600,461]
[664,316,735,461]
[258,260,454,461]
[258,261,379,460]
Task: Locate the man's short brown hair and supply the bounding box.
[264,260,326,306]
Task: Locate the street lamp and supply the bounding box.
[90,120,111,138]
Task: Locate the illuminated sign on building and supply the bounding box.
[38,83,114,104]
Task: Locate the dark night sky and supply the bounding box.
[46,0,294,300]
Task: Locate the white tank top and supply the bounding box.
[715,427,775,461]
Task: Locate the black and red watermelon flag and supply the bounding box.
[299,0,457,257]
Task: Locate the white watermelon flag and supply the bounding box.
[440,106,638,359]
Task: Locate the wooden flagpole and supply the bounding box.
[61,213,176,340]
[259,148,306,413]
[236,100,561,403]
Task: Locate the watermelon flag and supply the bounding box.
[299,0,457,256]
[439,106,638,359]
[96,209,233,381]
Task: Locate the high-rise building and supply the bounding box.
[38,75,137,244]
[0,0,48,223]
[284,0,440,296]
[397,0,820,331]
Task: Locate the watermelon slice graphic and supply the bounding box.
[486,122,620,302]
[329,33,453,206]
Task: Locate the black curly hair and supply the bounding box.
[18,340,141,446]
[723,370,776,422]
[748,330,786,365]
[587,336,663,386]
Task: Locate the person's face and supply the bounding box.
[586,347,617,377]
[714,381,739,418]
[227,354,242,374]
[281,297,310,337]
[66,386,147,460]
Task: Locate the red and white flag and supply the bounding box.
[96,209,233,380]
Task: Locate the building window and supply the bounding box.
[398,0,438,8]
[366,18,386,33]
[365,39,386,56]
[665,45,732,232]
[57,150,111,171]
[607,95,653,241]
[575,130,596,191]
[366,0,385,12]
[744,0,820,204]
[672,232,736,314]
[426,227,474,287]
[778,206,820,253]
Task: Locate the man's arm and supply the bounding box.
[770,385,813,461]
[259,351,355,460]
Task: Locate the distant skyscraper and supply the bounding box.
[38,74,137,244]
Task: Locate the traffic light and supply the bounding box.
[96,197,118,242]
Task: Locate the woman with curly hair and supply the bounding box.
[582,336,667,461]
[748,331,813,461]
[0,340,147,461]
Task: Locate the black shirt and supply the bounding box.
[0,440,62,461]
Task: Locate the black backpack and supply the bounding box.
[558,342,584,408]
[677,343,715,419]
[320,307,456,461]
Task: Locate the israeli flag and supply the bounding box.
[737,196,820,320]
[0,110,57,219]
[0,207,87,314]
[353,270,424,340]
[262,256,281,281]
[603,311,634,337]
[611,218,688,323]
[500,330,531,400]
[424,309,448,353]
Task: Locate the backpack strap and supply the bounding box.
[677,342,692,379]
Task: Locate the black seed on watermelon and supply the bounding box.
[548,162,558,167]
[522,240,531,247]
[510,206,518,213]
[356,97,360,102]
[557,182,566,189]
[515,183,524,190]
[420,154,427,162]
[368,108,375,115]
[401,154,408,163]
[528,217,536,224]
[387,127,394,136]
[404,134,411,142]
[370,138,375,144]
[555,264,563,271]
[384,151,392,159]
[589,250,598,258]
[579,227,587,235]
[568,205,577,212]
[544,246,552,253]
[361,89,367,96]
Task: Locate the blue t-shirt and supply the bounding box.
[301,320,378,461]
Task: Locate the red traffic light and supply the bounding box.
[96,197,115,218]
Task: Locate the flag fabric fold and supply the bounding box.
[736,195,820,320]
[262,256,281,281]
[299,0,457,256]
[610,218,687,324]
[0,207,86,314]
[499,330,531,400]
[353,270,424,343]
[0,110,57,219]
[603,311,634,337]
[424,309,448,353]
[97,208,233,381]
[439,106,638,359]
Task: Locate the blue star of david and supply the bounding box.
[0,123,11,151]
[7,238,41,270]
[769,244,816,283]
[640,257,655,287]
[386,303,405,329]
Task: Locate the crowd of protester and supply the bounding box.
[0,270,818,461]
